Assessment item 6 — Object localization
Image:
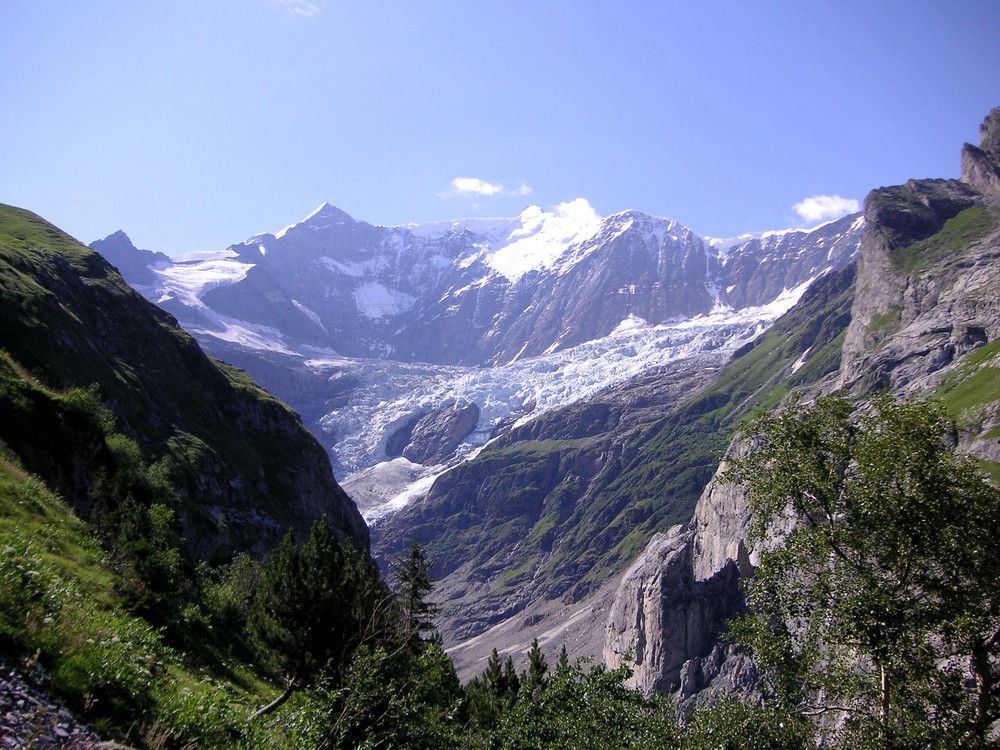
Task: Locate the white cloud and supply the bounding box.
[275,0,321,17]
[451,177,504,197]
[554,198,600,225]
[793,195,860,224]
[441,178,535,200]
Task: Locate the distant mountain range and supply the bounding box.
[93,203,865,510]
[94,202,863,368]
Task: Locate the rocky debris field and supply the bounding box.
[0,653,108,749]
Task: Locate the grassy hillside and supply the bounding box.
[0,202,381,744]
[0,436,293,746]
[0,203,366,560]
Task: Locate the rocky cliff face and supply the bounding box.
[397,403,480,466]
[0,204,368,561]
[962,107,1000,204]
[603,107,1000,700]
[603,524,747,694]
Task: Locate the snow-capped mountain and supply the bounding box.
[93,203,863,520]
[96,201,863,368]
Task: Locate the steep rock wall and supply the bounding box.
[604,107,1000,700]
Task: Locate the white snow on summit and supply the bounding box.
[399,200,605,283]
[485,201,602,281]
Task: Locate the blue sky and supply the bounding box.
[2,1,998,255]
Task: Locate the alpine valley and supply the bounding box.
[93,179,867,674]
[2,107,999,746]
[94,105,1000,681]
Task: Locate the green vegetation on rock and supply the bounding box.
[727,394,1000,748]
[891,206,1000,274]
[376,263,858,616]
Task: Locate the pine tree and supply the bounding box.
[391,538,441,640]
[525,637,548,695]
[250,517,384,718]
[557,643,570,671]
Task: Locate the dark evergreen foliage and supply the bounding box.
[391,538,441,640]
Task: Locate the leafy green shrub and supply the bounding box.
[726,394,1000,747]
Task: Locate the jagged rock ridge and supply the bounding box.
[604,106,1000,700]
[94,207,863,371]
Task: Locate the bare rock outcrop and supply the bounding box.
[401,403,480,466]
[604,474,750,694]
[962,106,1000,204]
[605,107,1000,705]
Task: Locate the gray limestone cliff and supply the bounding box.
[603,490,749,694]
[962,106,1000,204]
[603,107,1000,702]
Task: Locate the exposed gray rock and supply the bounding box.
[89,230,170,287]
[839,177,984,389]
[716,212,863,311]
[386,412,426,457]
[0,653,109,749]
[674,642,761,713]
[962,106,1000,204]
[603,522,745,694]
[372,356,725,674]
[401,403,480,465]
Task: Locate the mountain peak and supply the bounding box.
[89,230,170,284]
[961,106,1000,204]
[517,205,545,219]
[304,202,355,224]
[273,203,356,240]
[93,229,138,251]
[978,106,1000,156]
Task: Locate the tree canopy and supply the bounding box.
[726,393,1000,748]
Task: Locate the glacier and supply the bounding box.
[94,201,864,525]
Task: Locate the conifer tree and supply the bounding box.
[250,517,382,718]
[524,638,548,695]
[391,538,440,640]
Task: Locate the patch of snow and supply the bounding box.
[485,201,603,282]
[292,300,324,328]
[790,346,812,374]
[404,215,520,241]
[353,282,417,319]
[150,255,254,308]
[197,319,295,355]
[612,314,648,333]
[320,256,366,277]
[315,273,821,494]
